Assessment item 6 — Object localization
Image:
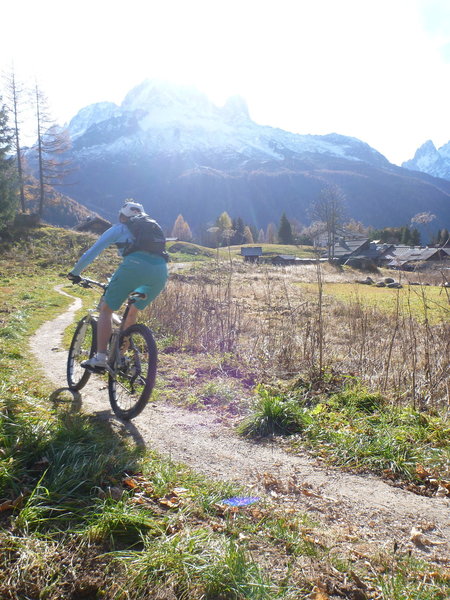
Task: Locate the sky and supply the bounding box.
[2,0,450,166]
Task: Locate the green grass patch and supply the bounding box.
[242,383,450,484]
[300,281,449,324]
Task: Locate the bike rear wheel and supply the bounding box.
[67,316,97,390]
[108,324,157,420]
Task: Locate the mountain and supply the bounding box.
[41,79,450,233]
[402,140,450,181]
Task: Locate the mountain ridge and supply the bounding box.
[31,79,450,234]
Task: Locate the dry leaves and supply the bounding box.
[123,474,191,509]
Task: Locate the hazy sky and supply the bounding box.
[2,0,450,165]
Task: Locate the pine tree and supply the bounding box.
[0,98,18,229]
[410,228,420,246]
[278,212,294,244]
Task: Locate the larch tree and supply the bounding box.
[243,225,254,244]
[33,83,72,217]
[265,222,277,244]
[3,69,27,212]
[215,211,234,245]
[171,214,193,241]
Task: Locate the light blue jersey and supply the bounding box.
[70,221,168,311]
[71,223,134,276]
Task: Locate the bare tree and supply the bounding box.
[33,83,72,217]
[3,69,27,212]
[310,185,346,258]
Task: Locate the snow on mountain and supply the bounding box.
[402,140,450,180]
[68,101,120,139]
[66,79,390,167]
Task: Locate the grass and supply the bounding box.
[0,224,449,598]
[308,281,450,324]
[241,381,450,487]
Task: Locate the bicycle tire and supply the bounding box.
[67,316,97,390]
[108,323,157,420]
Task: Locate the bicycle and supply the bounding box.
[66,277,157,420]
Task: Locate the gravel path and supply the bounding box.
[30,286,450,564]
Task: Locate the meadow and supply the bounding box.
[0,225,449,599]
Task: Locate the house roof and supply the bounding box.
[326,238,370,258]
[241,246,262,256]
[387,247,449,266]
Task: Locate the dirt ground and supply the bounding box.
[29,285,450,567]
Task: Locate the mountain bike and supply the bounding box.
[67,277,157,420]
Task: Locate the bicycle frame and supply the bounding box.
[67,276,157,419]
[74,277,146,376]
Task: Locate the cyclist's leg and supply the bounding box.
[97,300,114,354]
[122,303,139,331]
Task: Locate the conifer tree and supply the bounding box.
[243,225,254,244]
[171,214,193,241]
[278,212,294,244]
[0,98,18,228]
[266,222,277,244]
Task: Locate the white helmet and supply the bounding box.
[119,200,146,218]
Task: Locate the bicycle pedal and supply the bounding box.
[81,364,106,374]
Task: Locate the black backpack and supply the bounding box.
[123,214,169,261]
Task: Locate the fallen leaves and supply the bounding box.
[122,474,191,509]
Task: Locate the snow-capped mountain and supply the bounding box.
[48,79,450,232]
[67,79,389,166]
[402,140,450,180]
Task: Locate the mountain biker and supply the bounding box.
[67,200,168,371]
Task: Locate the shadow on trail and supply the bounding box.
[49,387,82,412]
[49,388,147,448]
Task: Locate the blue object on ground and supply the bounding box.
[221,496,260,506]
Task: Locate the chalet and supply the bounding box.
[385,247,450,270]
[240,246,263,262]
[325,238,385,265]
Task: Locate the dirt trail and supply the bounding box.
[30,286,450,563]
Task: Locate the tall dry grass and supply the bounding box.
[145,261,450,408]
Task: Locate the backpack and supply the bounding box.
[123,214,169,261]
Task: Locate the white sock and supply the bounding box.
[96,352,107,361]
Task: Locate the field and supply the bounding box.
[0,225,449,599]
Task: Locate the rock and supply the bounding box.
[384,277,395,284]
[387,282,403,289]
[376,281,386,287]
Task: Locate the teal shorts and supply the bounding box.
[104,252,168,311]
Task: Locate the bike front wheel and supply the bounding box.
[67,316,97,390]
[108,324,157,420]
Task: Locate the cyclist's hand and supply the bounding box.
[67,272,81,284]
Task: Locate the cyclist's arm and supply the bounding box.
[70,225,124,276]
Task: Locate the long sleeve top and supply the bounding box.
[71,223,134,276]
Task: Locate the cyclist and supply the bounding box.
[67,200,168,371]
